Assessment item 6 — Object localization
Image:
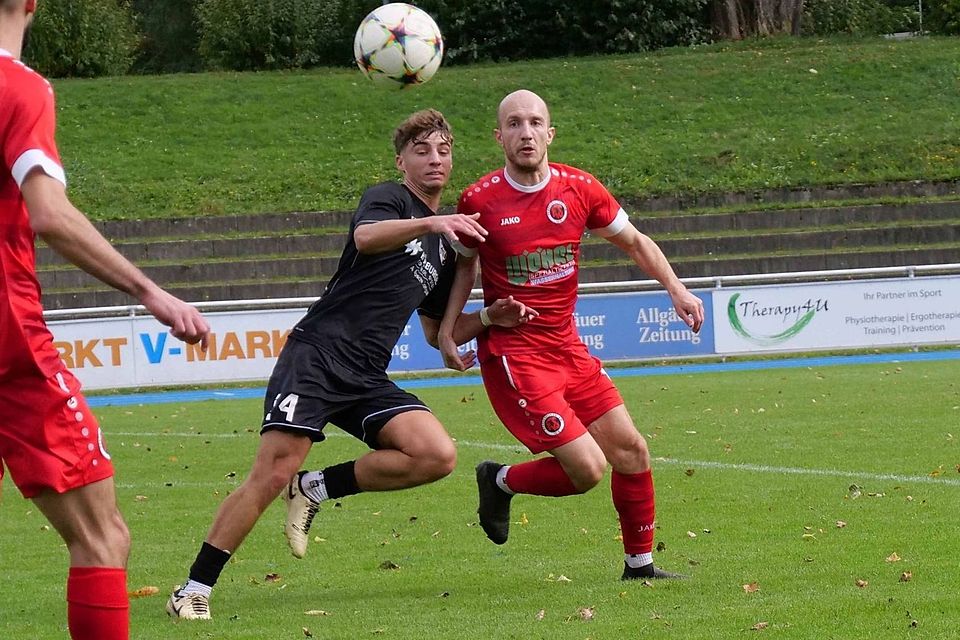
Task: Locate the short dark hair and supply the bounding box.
[393,109,453,155]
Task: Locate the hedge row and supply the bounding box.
[24,0,960,78]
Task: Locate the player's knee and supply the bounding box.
[573,459,606,492]
[421,442,457,482]
[607,433,650,473]
[70,509,130,566]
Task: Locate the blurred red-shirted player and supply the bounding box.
[0,1,209,637]
[439,89,704,580]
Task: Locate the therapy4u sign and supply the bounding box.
[714,276,960,354]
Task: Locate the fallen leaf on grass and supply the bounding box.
[135,495,149,502]
[304,610,331,616]
[848,484,862,499]
[751,621,769,631]
[742,582,759,594]
[264,573,281,583]
[684,468,695,476]
[535,609,546,621]
[302,627,313,637]
[886,552,902,563]
[379,560,400,571]
[835,520,847,528]
[900,571,913,582]
[128,586,159,598]
[518,513,529,526]
[578,607,595,621]
[856,579,869,588]
[687,531,697,539]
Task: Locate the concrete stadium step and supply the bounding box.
[36,231,349,266]
[37,198,960,310]
[38,255,344,291]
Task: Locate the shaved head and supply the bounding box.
[497,90,550,128]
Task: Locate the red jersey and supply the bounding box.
[457,162,628,358]
[0,50,66,380]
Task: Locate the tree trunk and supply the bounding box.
[714,0,805,38]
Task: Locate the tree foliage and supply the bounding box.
[926,0,960,34]
[25,0,140,78]
[132,0,203,73]
[195,0,348,70]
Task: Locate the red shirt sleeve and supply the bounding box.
[582,171,627,237]
[1,63,64,187]
[455,187,481,253]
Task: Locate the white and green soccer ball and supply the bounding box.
[353,3,444,88]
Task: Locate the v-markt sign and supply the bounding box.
[714,277,960,354]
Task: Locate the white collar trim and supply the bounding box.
[503,166,551,193]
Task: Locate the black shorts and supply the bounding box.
[260,339,431,448]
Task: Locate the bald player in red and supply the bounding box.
[0,1,209,637]
[439,89,703,580]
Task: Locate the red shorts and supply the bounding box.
[0,368,114,498]
[480,344,623,454]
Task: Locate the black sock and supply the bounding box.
[188,541,231,587]
[322,461,360,500]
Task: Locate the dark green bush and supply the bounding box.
[926,0,960,34]
[196,0,346,70]
[419,0,711,64]
[802,0,920,35]
[25,0,140,78]
[132,0,203,73]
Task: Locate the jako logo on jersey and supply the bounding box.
[505,244,575,285]
[546,200,568,224]
[500,216,521,226]
[541,413,565,436]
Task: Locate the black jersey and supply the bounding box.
[289,182,455,374]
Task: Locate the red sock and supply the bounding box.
[611,470,656,555]
[504,458,577,496]
[67,567,129,640]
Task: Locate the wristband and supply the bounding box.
[479,306,493,327]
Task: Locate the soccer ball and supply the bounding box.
[353,3,444,88]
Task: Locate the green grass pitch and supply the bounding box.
[2,359,958,639]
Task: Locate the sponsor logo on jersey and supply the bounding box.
[505,244,575,286]
[546,199,568,224]
[500,216,521,226]
[541,412,565,436]
[404,239,423,256]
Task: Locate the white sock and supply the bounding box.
[625,552,653,569]
[495,465,515,494]
[300,470,329,503]
[181,579,213,597]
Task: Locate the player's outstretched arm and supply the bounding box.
[427,256,539,371]
[21,171,210,347]
[435,253,480,370]
[355,212,487,254]
[606,222,704,332]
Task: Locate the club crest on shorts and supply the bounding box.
[546,199,568,224]
[541,412,565,436]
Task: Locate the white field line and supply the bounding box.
[110,431,960,489]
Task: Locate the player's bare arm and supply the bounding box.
[436,253,480,370]
[606,222,704,332]
[354,212,487,255]
[21,171,210,347]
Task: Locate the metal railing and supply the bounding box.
[43,263,960,321]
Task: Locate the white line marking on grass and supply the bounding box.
[112,432,246,439]
[652,458,960,487]
[110,432,960,488]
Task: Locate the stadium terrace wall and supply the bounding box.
[46,269,960,391]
